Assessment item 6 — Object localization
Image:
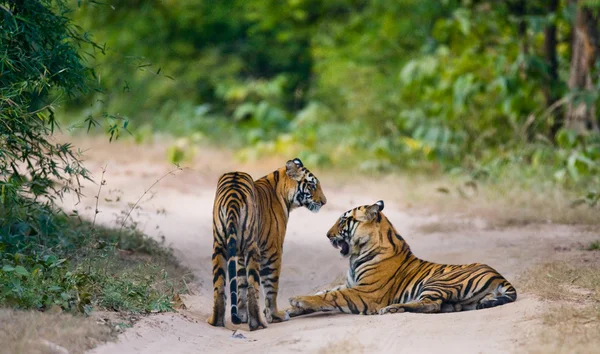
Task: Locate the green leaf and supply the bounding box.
[2,265,15,272]
[556,129,578,149]
[567,154,580,181]
[233,102,256,122]
[44,255,58,265]
[14,266,30,277]
[453,9,471,35]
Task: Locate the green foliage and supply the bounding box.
[60,1,600,192]
[0,0,93,208]
[553,130,600,183]
[587,241,600,251]
[0,203,187,313]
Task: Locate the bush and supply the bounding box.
[0,203,188,314]
[0,0,95,210]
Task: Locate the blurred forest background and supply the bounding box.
[60,0,600,194]
[0,0,599,325]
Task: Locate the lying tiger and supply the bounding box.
[288,201,516,316]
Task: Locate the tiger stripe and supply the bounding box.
[207,159,326,330]
[288,200,516,317]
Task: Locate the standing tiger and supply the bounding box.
[208,158,327,330]
[287,201,516,317]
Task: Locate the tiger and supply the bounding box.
[287,200,516,317]
[208,158,327,330]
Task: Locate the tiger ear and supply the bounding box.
[292,158,303,167]
[365,200,384,221]
[285,159,302,179]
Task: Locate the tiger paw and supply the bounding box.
[237,307,248,323]
[285,306,309,318]
[207,314,224,327]
[378,305,406,315]
[248,315,268,331]
[289,296,308,309]
[267,309,290,323]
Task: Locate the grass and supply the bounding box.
[0,308,112,354]
[0,197,191,353]
[0,207,190,314]
[415,220,468,234]
[521,252,600,353]
[323,169,600,228]
[586,240,600,251]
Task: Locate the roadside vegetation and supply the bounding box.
[62,1,600,205]
[1,2,189,352]
[1,202,188,315]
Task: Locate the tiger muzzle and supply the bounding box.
[307,201,324,213]
[327,230,350,257]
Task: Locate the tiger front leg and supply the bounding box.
[288,287,378,316]
[288,283,347,316]
[314,284,346,295]
[260,253,289,323]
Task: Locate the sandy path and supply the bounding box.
[58,138,594,354]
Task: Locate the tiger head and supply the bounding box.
[326,201,385,257]
[285,158,327,213]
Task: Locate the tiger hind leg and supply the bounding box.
[246,245,268,331]
[476,289,517,309]
[236,256,248,323]
[379,298,444,315]
[476,281,517,310]
[208,241,226,327]
[379,290,447,315]
[440,302,461,313]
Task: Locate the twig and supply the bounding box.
[536,96,569,124]
[525,95,571,134]
[0,4,12,15]
[119,165,182,235]
[181,275,194,295]
[91,165,107,233]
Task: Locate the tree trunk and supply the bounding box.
[545,0,562,137]
[511,0,528,73]
[565,2,600,133]
[517,0,528,57]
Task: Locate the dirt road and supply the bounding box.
[59,138,595,354]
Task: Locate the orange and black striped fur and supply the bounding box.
[208,158,327,330]
[288,201,516,317]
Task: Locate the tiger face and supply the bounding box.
[285,158,327,213]
[326,201,385,257]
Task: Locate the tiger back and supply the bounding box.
[208,158,326,331]
[288,200,516,317]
